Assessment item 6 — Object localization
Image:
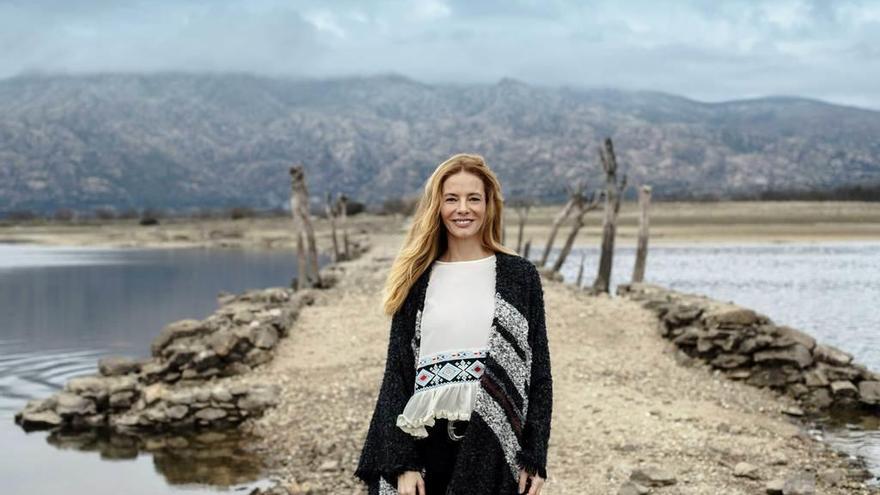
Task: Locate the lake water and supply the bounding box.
[0,244,328,495]
[550,241,880,481]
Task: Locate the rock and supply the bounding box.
[740,335,775,353]
[166,405,189,420]
[711,353,750,369]
[318,459,340,471]
[140,360,171,383]
[238,386,281,411]
[803,368,829,387]
[618,481,650,495]
[818,468,846,487]
[829,380,858,398]
[813,344,853,366]
[152,319,213,357]
[232,309,255,324]
[252,325,279,350]
[194,407,227,421]
[663,306,702,327]
[109,391,137,409]
[820,363,861,381]
[15,409,63,428]
[55,392,97,416]
[65,374,111,402]
[244,348,272,367]
[206,330,240,357]
[211,386,233,403]
[771,326,817,351]
[163,341,202,369]
[703,306,763,328]
[672,326,703,346]
[734,462,760,479]
[768,452,788,466]
[629,466,677,487]
[754,344,813,369]
[765,478,785,494]
[747,368,789,388]
[858,380,880,405]
[805,388,833,409]
[786,383,809,399]
[229,383,250,396]
[781,406,804,416]
[142,383,168,405]
[781,472,815,494]
[192,349,220,371]
[98,356,142,376]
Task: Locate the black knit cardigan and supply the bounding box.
[354,251,553,494]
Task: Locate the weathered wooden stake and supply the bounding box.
[289,166,322,289]
[539,180,585,267]
[552,191,601,273]
[632,185,652,283]
[512,199,532,255]
[338,193,350,260]
[523,238,531,261]
[575,251,586,287]
[592,138,628,293]
[324,191,340,263]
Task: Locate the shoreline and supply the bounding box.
[2,201,880,251]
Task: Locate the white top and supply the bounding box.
[396,253,496,438]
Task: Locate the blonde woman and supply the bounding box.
[354,153,552,495]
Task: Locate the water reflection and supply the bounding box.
[0,244,327,495]
[45,428,265,486]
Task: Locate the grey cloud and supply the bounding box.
[0,0,877,109]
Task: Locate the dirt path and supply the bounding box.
[244,231,875,494]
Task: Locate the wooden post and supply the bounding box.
[575,251,586,287]
[592,138,627,294]
[539,180,584,267]
[551,192,600,273]
[632,185,652,283]
[338,193,350,260]
[523,238,531,261]
[289,166,322,289]
[324,191,340,263]
[511,198,533,255]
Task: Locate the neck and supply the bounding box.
[440,235,493,262]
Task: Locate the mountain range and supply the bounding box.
[1,72,878,214]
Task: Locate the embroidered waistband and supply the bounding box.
[414,352,487,392]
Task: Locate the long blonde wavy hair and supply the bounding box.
[382,153,517,316]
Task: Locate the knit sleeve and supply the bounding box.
[516,261,553,479]
[354,305,424,489]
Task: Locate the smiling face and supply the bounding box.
[439,170,487,241]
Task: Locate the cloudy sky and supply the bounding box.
[2,0,879,109]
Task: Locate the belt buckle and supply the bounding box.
[447,420,466,441]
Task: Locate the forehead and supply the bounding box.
[442,171,484,195]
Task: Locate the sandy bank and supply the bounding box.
[242,228,877,494]
[2,201,879,251]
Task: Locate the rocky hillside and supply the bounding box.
[1,73,879,214]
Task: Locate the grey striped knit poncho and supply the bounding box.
[354,251,553,494]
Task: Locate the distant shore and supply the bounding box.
[1,201,879,250]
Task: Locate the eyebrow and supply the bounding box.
[444,192,483,197]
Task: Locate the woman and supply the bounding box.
[354,153,552,495]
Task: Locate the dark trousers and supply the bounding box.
[415,418,468,495]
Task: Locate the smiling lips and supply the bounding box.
[453,218,474,227]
